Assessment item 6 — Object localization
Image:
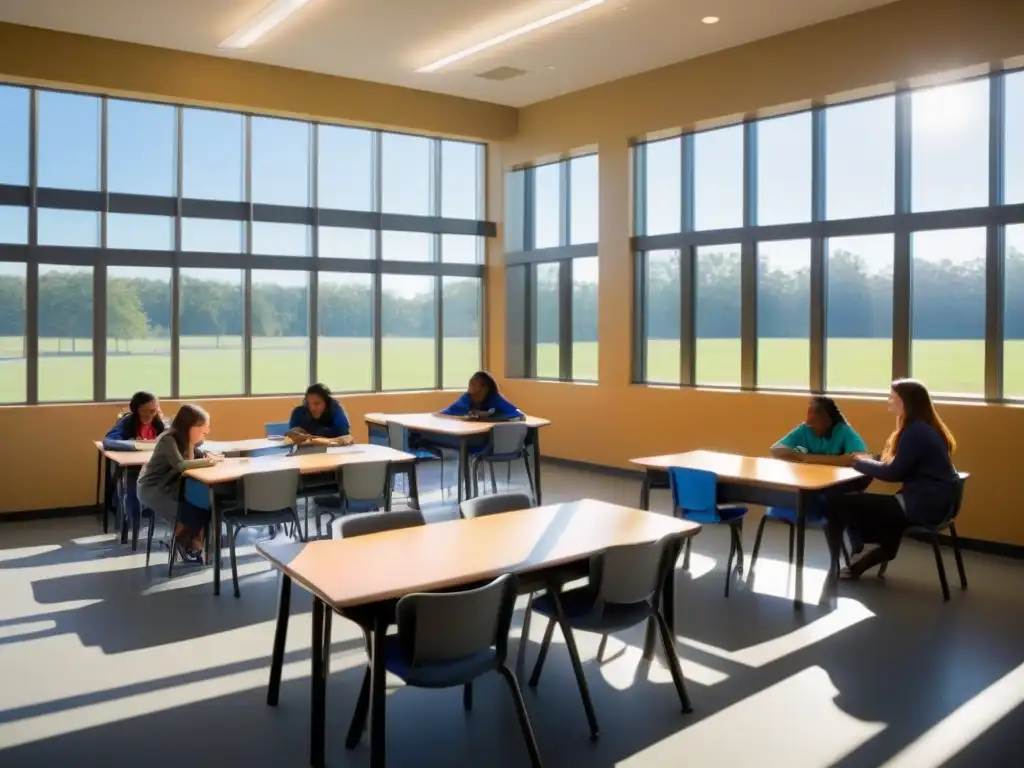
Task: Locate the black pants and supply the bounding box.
[178,500,211,533]
[826,492,908,561]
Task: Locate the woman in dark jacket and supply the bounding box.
[102,391,166,525]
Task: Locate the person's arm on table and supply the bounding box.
[771,425,808,461]
[852,426,923,482]
[437,393,472,417]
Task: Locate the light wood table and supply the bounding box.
[630,449,866,608]
[257,499,700,768]
[185,444,417,597]
[364,412,551,504]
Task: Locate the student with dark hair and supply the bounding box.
[102,391,166,527]
[137,404,223,564]
[771,396,867,466]
[287,383,353,444]
[439,371,524,421]
[826,379,959,579]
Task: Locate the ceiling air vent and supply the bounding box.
[475,66,528,81]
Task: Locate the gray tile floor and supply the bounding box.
[1,462,1023,767]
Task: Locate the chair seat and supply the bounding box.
[531,587,654,633]
[313,496,380,514]
[411,449,440,461]
[765,506,827,526]
[383,635,498,688]
[679,504,747,525]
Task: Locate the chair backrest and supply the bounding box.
[590,538,673,606]
[337,461,390,504]
[488,423,529,456]
[668,466,719,516]
[946,472,969,524]
[242,468,300,514]
[386,421,409,452]
[459,491,533,520]
[339,509,425,538]
[265,421,290,437]
[396,573,518,666]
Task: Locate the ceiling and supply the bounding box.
[0,0,900,107]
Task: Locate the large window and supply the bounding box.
[0,84,490,403]
[633,69,1024,400]
[504,154,599,381]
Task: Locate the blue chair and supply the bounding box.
[667,467,748,597]
[749,505,851,580]
[264,421,289,437]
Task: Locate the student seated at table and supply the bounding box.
[137,404,223,564]
[771,396,867,466]
[825,379,958,579]
[102,391,166,523]
[439,371,524,421]
[287,383,354,445]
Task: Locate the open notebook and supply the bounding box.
[132,440,158,452]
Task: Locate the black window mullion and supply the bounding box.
[986,73,1006,401]
[243,114,253,396]
[681,134,696,386]
[433,140,443,389]
[741,121,758,389]
[809,105,827,393]
[559,258,573,381]
[309,122,319,386]
[170,105,183,399]
[372,130,383,392]
[94,96,108,402]
[892,88,913,381]
[26,88,39,405]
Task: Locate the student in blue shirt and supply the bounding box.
[102,391,166,526]
[288,383,353,443]
[439,371,524,421]
[771,396,868,466]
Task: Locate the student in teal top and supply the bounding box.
[771,396,868,465]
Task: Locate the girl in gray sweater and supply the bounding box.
[137,404,223,563]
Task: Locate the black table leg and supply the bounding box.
[119,468,130,544]
[209,485,221,597]
[96,452,106,532]
[640,470,652,511]
[267,574,292,706]
[459,439,470,503]
[793,491,806,609]
[310,597,327,768]
[369,609,388,768]
[407,463,420,511]
[532,429,543,506]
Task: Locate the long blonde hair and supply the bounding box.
[882,379,956,461]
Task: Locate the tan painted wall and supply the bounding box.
[488,0,1024,547]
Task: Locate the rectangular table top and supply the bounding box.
[364,412,551,437]
[257,499,700,609]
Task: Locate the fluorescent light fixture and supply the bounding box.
[219,0,313,50]
[701,15,720,25]
[417,0,607,73]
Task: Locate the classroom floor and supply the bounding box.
[1,462,1023,768]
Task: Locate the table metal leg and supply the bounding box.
[96,453,106,532]
[369,609,388,768]
[407,463,420,511]
[458,439,470,504]
[532,429,543,506]
[310,597,327,768]
[793,491,806,608]
[267,574,292,706]
[209,486,221,597]
[640,470,652,511]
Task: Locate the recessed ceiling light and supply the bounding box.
[219,0,313,50]
[417,0,607,73]
[701,16,720,25]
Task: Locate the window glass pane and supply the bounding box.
[441,140,482,220]
[318,125,374,212]
[826,96,895,219]
[107,99,177,196]
[382,133,431,216]
[38,91,101,191]
[571,256,598,381]
[0,85,30,186]
[182,108,245,201]
[381,230,432,262]
[912,79,989,212]
[318,272,373,392]
[911,228,985,396]
[443,277,481,389]
[757,112,812,225]
[694,125,743,231]
[569,155,598,244]
[533,163,561,248]
[107,213,173,250]
[252,117,310,206]
[441,234,481,265]
[644,250,680,383]
[533,262,560,378]
[1005,225,1024,398]
[1006,71,1024,205]
[252,270,309,395]
[38,209,100,247]
[826,235,894,392]
[319,227,373,260]
[505,169,526,253]
[0,262,26,404]
[757,240,811,389]
[382,275,435,389]
[38,264,93,402]
[182,218,243,253]
[107,266,171,398]
[179,269,243,396]
[252,222,310,257]
[642,139,681,236]
[0,206,28,244]
[696,245,741,385]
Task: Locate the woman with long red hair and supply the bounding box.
[826,379,959,579]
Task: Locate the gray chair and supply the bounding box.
[313,460,392,539]
[222,468,304,598]
[347,574,544,767]
[470,423,535,501]
[527,537,691,739]
[387,421,443,498]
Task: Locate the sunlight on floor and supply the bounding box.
[598,638,730,689]
[0,545,60,563]
[746,555,830,602]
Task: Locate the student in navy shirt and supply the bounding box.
[288,383,353,442]
[440,371,524,421]
[826,379,958,579]
[102,391,166,524]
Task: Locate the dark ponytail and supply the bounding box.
[812,396,846,437]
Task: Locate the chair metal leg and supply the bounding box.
[290,510,305,542]
[724,529,736,598]
[949,522,968,590]
[523,453,537,505]
[931,532,951,601]
[346,666,371,749]
[878,560,889,578]
[229,523,241,598]
[145,513,156,567]
[496,665,545,768]
[463,682,473,711]
[516,593,534,680]
[682,537,692,572]
[749,516,768,574]
[654,611,692,713]
[840,539,851,568]
[734,520,745,575]
[596,633,609,663]
[131,509,141,551]
[489,463,498,495]
[167,509,181,578]
[787,524,796,566]
[549,590,600,739]
[528,618,556,687]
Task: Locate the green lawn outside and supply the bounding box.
[1,337,1021,403]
